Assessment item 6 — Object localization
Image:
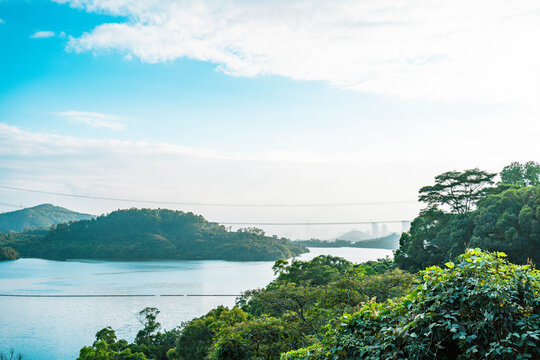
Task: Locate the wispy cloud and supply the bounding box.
[56,0,540,103]
[0,123,350,163]
[56,110,125,130]
[30,30,56,39]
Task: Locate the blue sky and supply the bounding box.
[1,0,539,238]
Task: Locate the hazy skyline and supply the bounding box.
[1,0,538,238]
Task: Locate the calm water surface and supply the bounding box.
[0,247,392,360]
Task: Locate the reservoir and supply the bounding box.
[0,247,392,359]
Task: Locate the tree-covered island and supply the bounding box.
[0,208,307,261]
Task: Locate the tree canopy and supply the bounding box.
[396,184,539,272]
[418,168,496,214]
[78,256,414,360]
[500,161,540,186]
[78,308,180,360]
[0,246,19,261]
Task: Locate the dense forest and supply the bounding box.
[74,161,540,360]
[294,233,400,250]
[396,161,540,272]
[0,208,307,261]
[0,246,19,261]
[0,203,94,232]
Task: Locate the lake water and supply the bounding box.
[0,247,392,360]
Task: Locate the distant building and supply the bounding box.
[381,224,388,236]
[371,222,380,238]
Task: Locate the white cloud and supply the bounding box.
[0,122,352,163]
[55,0,540,103]
[56,110,126,130]
[30,30,56,39]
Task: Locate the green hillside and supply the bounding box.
[4,208,307,261]
[0,204,94,232]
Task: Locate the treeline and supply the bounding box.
[0,209,307,261]
[78,250,540,360]
[0,229,46,259]
[77,255,415,360]
[396,161,540,272]
[74,160,540,360]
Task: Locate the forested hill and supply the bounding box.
[9,208,307,261]
[0,204,94,232]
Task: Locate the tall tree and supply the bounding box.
[418,168,496,214]
[524,161,540,186]
[500,161,540,186]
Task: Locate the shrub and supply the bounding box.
[284,250,540,360]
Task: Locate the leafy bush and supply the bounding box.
[208,316,308,360]
[167,306,248,360]
[284,250,540,360]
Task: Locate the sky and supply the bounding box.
[0,0,539,239]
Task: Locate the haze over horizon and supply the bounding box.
[1,0,538,238]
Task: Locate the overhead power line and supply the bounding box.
[0,185,417,208]
[220,220,410,226]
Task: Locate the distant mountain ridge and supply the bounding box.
[0,204,94,232]
[294,233,401,250]
[340,233,400,250]
[337,230,371,241]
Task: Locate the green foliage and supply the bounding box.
[237,256,416,352]
[469,185,540,264]
[353,268,416,301]
[11,208,306,261]
[78,308,180,360]
[0,229,48,257]
[167,306,248,360]
[284,250,540,360]
[0,204,93,232]
[357,257,397,275]
[271,255,354,286]
[501,161,540,186]
[208,316,308,360]
[418,168,496,214]
[78,327,149,360]
[0,246,19,261]
[396,185,539,272]
[76,255,417,360]
[71,253,415,360]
